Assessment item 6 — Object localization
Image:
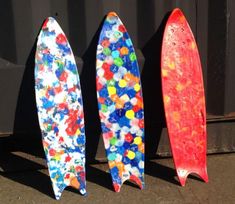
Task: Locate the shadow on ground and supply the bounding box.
[0,154,54,199]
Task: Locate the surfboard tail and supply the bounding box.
[111,173,144,192]
[52,184,86,200]
[108,160,144,192]
[129,174,145,190]
[177,167,208,186]
[49,170,86,200]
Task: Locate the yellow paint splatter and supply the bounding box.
[134,137,142,145]
[127,150,135,160]
[172,111,180,122]
[176,83,184,91]
[138,143,144,153]
[108,86,116,96]
[164,95,171,104]
[180,15,185,22]
[168,61,175,70]
[126,110,135,119]
[119,79,127,87]
[162,69,168,77]
[191,42,196,50]
[109,161,116,169]
[54,152,61,161]
[182,127,189,132]
[76,128,81,136]
[134,84,141,92]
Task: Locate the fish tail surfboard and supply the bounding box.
[96,12,145,192]
[35,17,86,199]
[161,8,208,186]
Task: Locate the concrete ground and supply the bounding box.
[0,153,235,204]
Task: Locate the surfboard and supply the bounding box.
[34,17,86,199]
[161,8,208,186]
[96,12,145,192]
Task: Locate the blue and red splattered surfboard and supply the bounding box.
[161,8,208,186]
[35,17,86,199]
[96,12,145,192]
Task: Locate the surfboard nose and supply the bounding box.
[107,11,118,17]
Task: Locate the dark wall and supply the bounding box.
[0,0,235,162]
[0,0,201,64]
[226,0,235,114]
[207,0,235,115]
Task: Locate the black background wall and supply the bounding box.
[0,0,234,168]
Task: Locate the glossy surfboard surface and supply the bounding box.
[161,8,208,186]
[35,17,86,199]
[96,12,145,192]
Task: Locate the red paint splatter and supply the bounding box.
[102,62,111,71]
[130,175,143,189]
[118,25,126,33]
[96,81,103,91]
[39,64,44,72]
[125,133,133,143]
[65,155,72,162]
[133,105,141,112]
[104,70,113,80]
[138,119,144,129]
[59,137,64,143]
[98,97,105,104]
[49,148,56,156]
[101,39,110,47]
[66,123,79,136]
[54,86,62,94]
[65,109,80,136]
[58,103,68,110]
[45,88,50,98]
[75,166,83,172]
[42,18,49,30]
[103,131,113,139]
[59,71,68,82]
[56,33,67,45]
[79,171,85,181]
[113,183,121,192]
[68,86,76,93]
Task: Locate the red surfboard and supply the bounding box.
[161,8,208,186]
